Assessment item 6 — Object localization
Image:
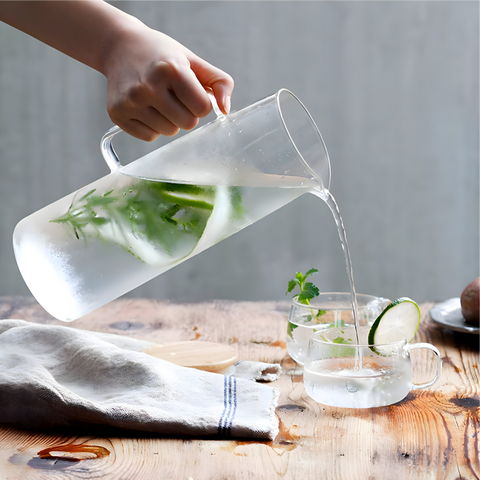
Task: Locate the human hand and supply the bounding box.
[0,0,233,142]
[103,19,234,141]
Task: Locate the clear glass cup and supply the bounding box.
[286,293,391,365]
[303,325,442,408]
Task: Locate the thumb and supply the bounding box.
[189,55,234,115]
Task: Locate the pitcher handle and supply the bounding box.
[101,125,123,172]
[100,89,225,172]
[205,87,226,119]
[407,343,442,390]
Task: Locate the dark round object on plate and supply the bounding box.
[461,278,480,325]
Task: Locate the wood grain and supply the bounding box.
[0,297,478,480]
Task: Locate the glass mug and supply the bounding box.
[304,325,442,408]
[13,90,331,321]
[286,293,391,365]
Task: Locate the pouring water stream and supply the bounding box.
[313,188,362,367]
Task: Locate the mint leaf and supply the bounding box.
[229,186,245,219]
[300,282,319,300]
[296,272,305,284]
[286,279,297,295]
[287,321,299,339]
[295,295,310,305]
[304,268,319,279]
[333,336,352,345]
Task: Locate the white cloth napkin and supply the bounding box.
[0,319,280,439]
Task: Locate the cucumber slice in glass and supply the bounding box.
[368,297,421,355]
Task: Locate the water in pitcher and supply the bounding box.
[13,170,313,321]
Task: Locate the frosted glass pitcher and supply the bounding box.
[13,89,331,321]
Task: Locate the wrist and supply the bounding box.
[98,8,148,78]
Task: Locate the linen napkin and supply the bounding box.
[0,319,280,439]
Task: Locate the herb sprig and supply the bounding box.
[286,268,320,305]
[51,178,245,264]
[286,268,326,323]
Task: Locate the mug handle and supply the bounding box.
[407,343,443,389]
[99,88,225,173]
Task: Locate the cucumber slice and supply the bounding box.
[368,297,421,355]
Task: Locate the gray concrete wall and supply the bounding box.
[0,1,478,307]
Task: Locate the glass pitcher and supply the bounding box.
[13,89,331,321]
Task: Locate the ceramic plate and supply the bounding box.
[430,298,479,334]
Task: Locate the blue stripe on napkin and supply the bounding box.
[218,375,237,437]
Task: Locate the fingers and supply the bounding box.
[109,105,194,143]
[149,61,212,123]
[108,91,186,142]
[107,79,197,141]
[188,54,234,115]
[210,79,233,115]
[156,54,234,118]
[105,37,234,140]
[113,118,166,143]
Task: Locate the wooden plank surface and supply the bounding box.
[0,296,478,480]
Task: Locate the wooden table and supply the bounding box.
[0,297,478,480]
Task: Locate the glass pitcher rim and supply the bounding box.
[275,88,331,191]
